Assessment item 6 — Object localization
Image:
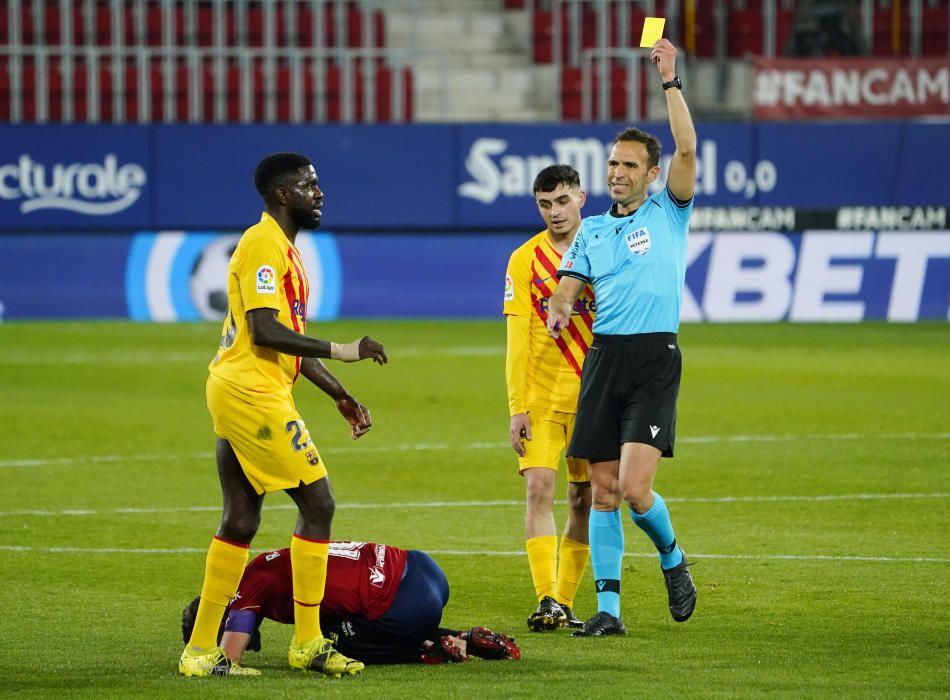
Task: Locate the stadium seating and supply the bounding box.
[520,0,950,120]
[1,0,385,48]
[1,52,412,124]
[0,0,406,124]
[3,0,948,124]
[922,3,950,55]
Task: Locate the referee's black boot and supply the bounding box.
[571,611,626,637]
[663,549,697,622]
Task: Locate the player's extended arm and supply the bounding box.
[546,276,585,339]
[220,630,251,665]
[246,308,388,364]
[505,315,531,457]
[651,39,696,202]
[300,357,373,439]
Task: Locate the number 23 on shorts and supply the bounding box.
[285,420,312,452]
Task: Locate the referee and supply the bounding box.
[546,38,697,638]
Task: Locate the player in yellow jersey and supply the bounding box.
[180,152,388,679]
[504,164,595,631]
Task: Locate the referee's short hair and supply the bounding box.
[613,127,661,168]
[533,164,581,194]
[254,152,312,199]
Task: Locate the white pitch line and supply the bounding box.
[0,452,213,468]
[0,544,945,564]
[2,432,949,469]
[0,492,947,519]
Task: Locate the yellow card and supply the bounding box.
[639,17,665,48]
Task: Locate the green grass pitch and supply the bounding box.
[1,320,948,698]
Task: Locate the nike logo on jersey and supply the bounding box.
[650,425,660,438]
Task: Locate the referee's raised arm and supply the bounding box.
[650,39,696,202]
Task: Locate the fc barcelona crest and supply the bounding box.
[625,227,651,256]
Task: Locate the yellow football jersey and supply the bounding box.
[504,230,595,415]
[209,212,309,397]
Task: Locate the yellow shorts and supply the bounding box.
[517,409,589,483]
[206,375,327,495]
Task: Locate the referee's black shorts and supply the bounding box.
[568,332,681,463]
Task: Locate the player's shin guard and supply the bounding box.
[589,510,623,618]
[525,535,557,601]
[291,534,329,644]
[189,536,250,650]
[630,491,683,570]
[554,535,590,609]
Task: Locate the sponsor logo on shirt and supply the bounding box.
[368,544,388,587]
[625,227,651,256]
[538,297,596,315]
[504,274,514,301]
[256,265,276,294]
[563,259,574,269]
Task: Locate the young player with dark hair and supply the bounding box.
[504,164,595,632]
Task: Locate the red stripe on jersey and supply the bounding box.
[531,261,556,297]
[533,245,562,283]
[577,284,595,332]
[564,318,590,359]
[534,245,590,375]
[282,270,302,382]
[532,297,583,377]
[287,248,308,333]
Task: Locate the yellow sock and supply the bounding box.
[525,535,557,601]
[555,535,590,609]
[188,536,249,651]
[290,534,329,644]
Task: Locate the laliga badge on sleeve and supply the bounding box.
[639,17,665,48]
[256,265,277,294]
[504,274,515,301]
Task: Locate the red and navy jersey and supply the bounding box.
[230,542,408,623]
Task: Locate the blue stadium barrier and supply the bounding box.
[1,230,947,321]
[0,122,948,231]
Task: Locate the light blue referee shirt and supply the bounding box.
[558,188,693,335]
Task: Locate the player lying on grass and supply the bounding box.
[182,541,521,668]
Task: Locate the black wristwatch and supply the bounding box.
[662,75,682,91]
